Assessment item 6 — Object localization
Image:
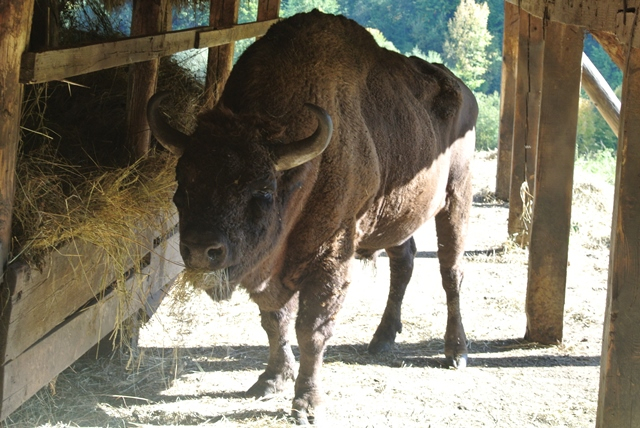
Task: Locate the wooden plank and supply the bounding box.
[20,20,278,84]
[203,0,240,109]
[0,232,182,420]
[126,0,171,158]
[504,0,639,45]
[581,52,621,136]
[525,21,584,344]
[496,1,520,201]
[507,11,543,240]
[2,213,178,363]
[596,44,640,428]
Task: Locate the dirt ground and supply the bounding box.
[4,151,613,427]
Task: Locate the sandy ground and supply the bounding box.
[4,151,613,427]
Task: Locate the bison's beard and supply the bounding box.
[180,268,236,301]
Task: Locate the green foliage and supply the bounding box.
[368,28,399,52]
[280,0,342,17]
[575,149,617,185]
[443,0,493,91]
[474,91,500,151]
[408,47,443,63]
[576,96,618,154]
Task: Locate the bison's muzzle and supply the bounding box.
[179,228,230,271]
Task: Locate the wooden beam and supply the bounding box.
[504,0,640,47]
[525,21,584,344]
[203,0,240,109]
[126,0,171,158]
[591,29,625,69]
[20,20,278,84]
[508,10,543,241]
[596,43,640,428]
[496,1,519,201]
[581,52,621,136]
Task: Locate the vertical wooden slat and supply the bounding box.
[596,44,640,428]
[257,0,281,22]
[508,10,544,240]
[203,0,240,109]
[0,0,36,415]
[525,21,584,344]
[126,0,171,159]
[495,1,519,201]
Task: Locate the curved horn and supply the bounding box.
[272,104,333,171]
[146,92,189,156]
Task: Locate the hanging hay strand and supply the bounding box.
[175,268,235,302]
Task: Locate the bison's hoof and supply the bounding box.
[291,402,323,426]
[291,391,324,426]
[246,378,282,398]
[367,335,394,355]
[445,353,468,369]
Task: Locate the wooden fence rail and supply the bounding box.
[20,19,278,84]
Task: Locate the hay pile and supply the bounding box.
[13,29,207,354]
[15,55,202,265]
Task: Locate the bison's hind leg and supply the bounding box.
[435,174,472,369]
[368,237,417,354]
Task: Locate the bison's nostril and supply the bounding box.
[207,245,224,261]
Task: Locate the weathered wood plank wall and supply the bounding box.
[596,23,640,428]
[495,1,519,201]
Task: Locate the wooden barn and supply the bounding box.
[0,0,638,426]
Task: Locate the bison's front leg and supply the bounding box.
[247,290,297,398]
[292,280,349,425]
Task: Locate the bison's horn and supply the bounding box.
[272,104,333,171]
[147,92,189,156]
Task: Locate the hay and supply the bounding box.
[13,20,205,348]
[175,269,235,302]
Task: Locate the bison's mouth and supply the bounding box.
[180,267,238,301]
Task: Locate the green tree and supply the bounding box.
[443,0,493,91]
[474,91,500,150]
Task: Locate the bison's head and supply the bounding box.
[147,93,332,286]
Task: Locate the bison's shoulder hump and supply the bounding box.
[407,57,464,120]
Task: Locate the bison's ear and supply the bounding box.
[272,104,333,171]
[147,92,189,157]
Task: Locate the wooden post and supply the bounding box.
[0,0,36,415]
[495,1,519,201]
[203,0,240,109]
[525,21,584,344]
[0,0,35,278]
[29,0,59,50]
[596,42,640,428]
[507,10,543,241]
[257,0,280,22]
[126,0,171,159]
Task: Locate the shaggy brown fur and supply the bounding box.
[148,10,477,424]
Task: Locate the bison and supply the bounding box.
[147,10,477,424]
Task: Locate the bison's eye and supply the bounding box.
[249,178,276,204]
